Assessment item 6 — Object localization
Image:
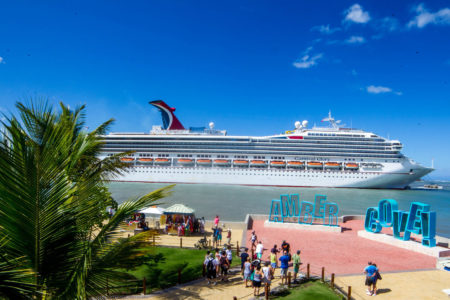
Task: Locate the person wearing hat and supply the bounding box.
[204,253,219,285]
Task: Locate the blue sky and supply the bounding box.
[1,1,449,179]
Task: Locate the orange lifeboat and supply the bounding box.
[250,160,267,167]
[287,161,305,168]
[307,161,323,168]
[137,158,153,164]
[154,158,171,165]
[120,157,135,162]
[214,159,231,166]
[233,160,249,167]
[197,159,212,165]
[345,163,359,170]
[178,158,194,165]
[270,161,286,167]
[325,162,341,169]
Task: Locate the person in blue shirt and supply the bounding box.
[279,250,291,285]
[364,262,379,296]
[240,248,249,271]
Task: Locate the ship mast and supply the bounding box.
[322,111,343,129]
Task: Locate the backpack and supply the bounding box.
[220,256,228,268]
[207,258,215,272]
[376,271,382,280]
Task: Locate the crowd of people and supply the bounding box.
[205,228,382,297]
[163,214,206,236]
[203,228,303,297]
[211,215,232,248]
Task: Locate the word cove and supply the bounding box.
[365,199,436,247]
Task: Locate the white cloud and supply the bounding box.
[344,4,371,24]
[408,3,450,28]
[345,36,366,44]
[378,17,400,32]
[366,85,402,95]
[293,47,323,69]
[311,24,341,34]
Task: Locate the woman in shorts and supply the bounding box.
[253,265,264,297]
[243,257,252,287]
[262,261,273,293]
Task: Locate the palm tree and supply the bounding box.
[0,101,172,299]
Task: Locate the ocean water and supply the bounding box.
[108,181,450,238]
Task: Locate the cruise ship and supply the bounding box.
[99,100,433,189]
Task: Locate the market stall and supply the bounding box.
[162,204,196,236]
[139,206,166,228]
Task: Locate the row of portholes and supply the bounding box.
[134,169,370,179]
[134,167,368,175]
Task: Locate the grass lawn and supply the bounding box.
[277,280,344,300]
[127,246,240,292]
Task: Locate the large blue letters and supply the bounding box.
[365,199,436,247]
[269,194,339,226]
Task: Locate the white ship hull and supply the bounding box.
[102,101,433,189]
[109,162,431,189]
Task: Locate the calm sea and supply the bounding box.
[108,181,450,238]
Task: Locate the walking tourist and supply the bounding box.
[255,241,264,259]
[281,240,290,254]
[226,245,233,265]
[364,261,379,296]
[262,261,274,293]
[220,251,230,282]
[240,247,250,271]
[214,248,220,259]
[292,250,301,283]
[226,227,232,245]
[253,265,264,297]
[218,226,223,246]
[203,250,211,276]
[279,250,291,285]
[212,227,219,247]
[205,253,218,285]
[243,257,252,288]
[214,215,220,228]
[200,217,205,234]
[250,231,257,249]
[271,244,279,255]
[269,245,279,269]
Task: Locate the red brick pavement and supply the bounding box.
[246,219,437,275]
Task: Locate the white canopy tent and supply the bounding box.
[139,206,166,215]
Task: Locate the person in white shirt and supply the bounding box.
[226,245,233,265]
[262,261,273,292]
[204,253,219,285]
[255,241,264,259]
